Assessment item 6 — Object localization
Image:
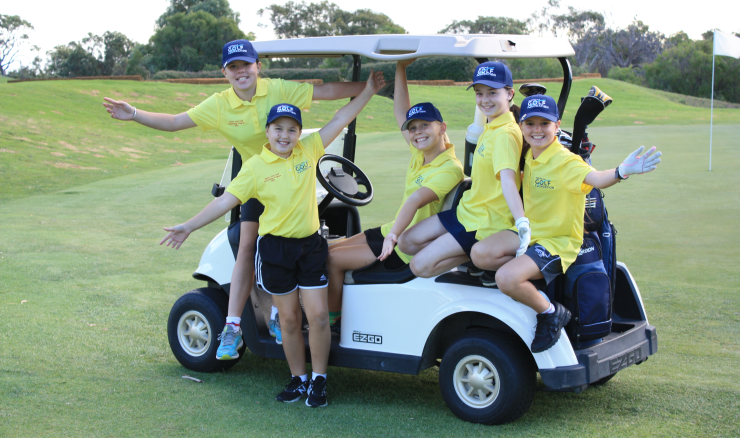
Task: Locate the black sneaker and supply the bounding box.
[531,302,571,353]
[275,376,308,403]
[467,265,484,276]
[305,376,328,408]
[480,270,497,287]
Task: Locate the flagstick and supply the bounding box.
[709,32,716,172]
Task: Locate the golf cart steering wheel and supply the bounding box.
[316,154,373,207]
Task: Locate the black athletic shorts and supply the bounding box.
[524,243,562,285]
[437,209,478,257]
[363,227,407,270]
[255,233,328,295]
[240,198,265,223]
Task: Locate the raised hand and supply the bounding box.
[160,224,191,250]
[397,58,417,69]
[618,146,662,178]
[515,217,531,257]
[365,69,386,95]
[102,97,135,121]
[378,232,398,261]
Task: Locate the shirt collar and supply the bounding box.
[533,138,563,164]
[485,111,516,130]
[227,78,268,109]
[259,140,302,163]
[427,143,457,168]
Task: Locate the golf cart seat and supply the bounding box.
[344,178,472,285]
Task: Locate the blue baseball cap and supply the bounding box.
[401,102,444,131]
[266,103,302,127]
[467,61,514,90]
[222,39,258,68]
[520,95,560,122]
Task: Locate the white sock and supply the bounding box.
[294,374,308,382]
[312,372,326,381]
[271,306,278,320]
[225,316,241,326]
[540,303,555,315]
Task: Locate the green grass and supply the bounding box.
[1,121,739,436]
[3,78,740,202]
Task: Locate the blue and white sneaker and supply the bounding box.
[268,314,283,345]
[216,324,243,360]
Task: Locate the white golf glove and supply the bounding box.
[515,217,531,257]
[618,146,662,178]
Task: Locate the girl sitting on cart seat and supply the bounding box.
[397,62,529,278]
[104,39,372,347]
[326,59,464,331]
[159,71,386,408]
[490,94,662,353]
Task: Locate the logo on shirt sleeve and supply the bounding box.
[534,177,554,189]
[414,175,424,187]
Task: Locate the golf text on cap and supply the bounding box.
[408,106,426,117]
[527,99,550,109]
[476,66,497,77]
[277,105,297,115]
[228,44,248,55]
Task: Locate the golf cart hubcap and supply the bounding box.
[177,310,212,357]
[453,355,500,408]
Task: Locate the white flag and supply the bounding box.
[714,30,740,59]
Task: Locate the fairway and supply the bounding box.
[1,120,739,436]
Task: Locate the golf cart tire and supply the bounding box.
[167,288,245,373]
[590,372,617,386]
[439,332,536,425]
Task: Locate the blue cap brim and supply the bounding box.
[266,114,302,128]
[401,116,440,131]
[467,79,509,90]
[223,56,258,68]
[520,112,559,122]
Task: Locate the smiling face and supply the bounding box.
[474,84,514,120]
[222,60,261,94]
[520,116,561,155]
[266,117,302,159]
[407,119,447,152]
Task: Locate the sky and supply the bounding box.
[5,0,740,71]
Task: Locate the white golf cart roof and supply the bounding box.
[252,34,575,61]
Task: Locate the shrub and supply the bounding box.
[152,70,223,79]
[261,68,343,82]
[607,66,646,85]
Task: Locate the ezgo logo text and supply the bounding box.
[353,332,382,344]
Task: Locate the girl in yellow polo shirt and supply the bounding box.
[397,62,529,278]
[102,39,373,346]
[494,94,662,353]
[326,60,464,331]
[160,71,386,407]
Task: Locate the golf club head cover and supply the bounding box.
[618,146,662,178]
[515,217,531,257]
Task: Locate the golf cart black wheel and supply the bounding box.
[591,372,617,386]
[439,333,536,425]
[167,287,246,373]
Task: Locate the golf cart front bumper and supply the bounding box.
[539,321,658,390]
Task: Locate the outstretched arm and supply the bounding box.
[160,193,241,250]
[378,187,438,260]
[102,98,197,132]
[394,59,415,144]
[318,70,385,147]
[584,146,662,189]
[312,81,367,100]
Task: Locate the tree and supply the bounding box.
[439,16,527,35]
[45,31,135,77]
[0,14,34,76]
[590,20,666,74]
[149,10,248,72]
[334,9,405,35]
[103,31,135,75]
[157,0,241,27]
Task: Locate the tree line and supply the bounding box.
[2,0,738,103]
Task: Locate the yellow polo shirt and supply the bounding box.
[455,111,523,240]
[226,132,324,238]
[517,139,595,272]
[187,78,314,160]
[380,143,464,263]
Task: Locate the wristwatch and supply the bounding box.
[615,167,629,181]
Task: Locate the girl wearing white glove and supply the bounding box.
[494,94,661,353]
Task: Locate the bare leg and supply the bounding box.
[227,221,260,317]
[495,255,550,313]
[397,214,448,256]
[300,287,330,374]
[272,290,307,376]
[327,233,376,313]
[470,230,519,271]
[409,232,469,278]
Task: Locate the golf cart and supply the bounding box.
[167,34,658,425]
